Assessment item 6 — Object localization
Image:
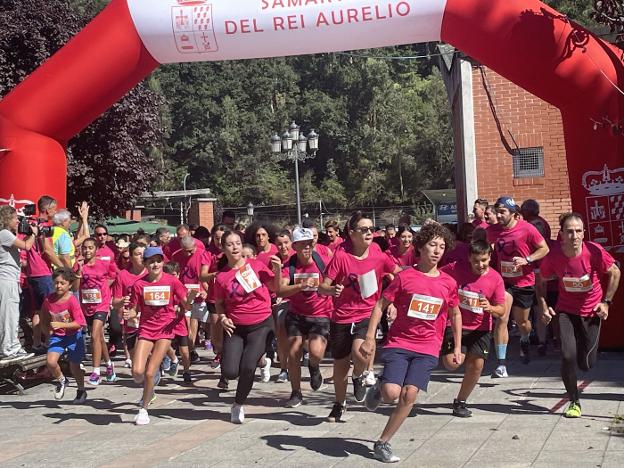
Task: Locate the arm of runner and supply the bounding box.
[514,239,550,267]
[215,298,235,337]
[449,305,463,365]
[319,277,343,297]
[278,276,306,298]
[535,273,556,324]
[265,255,282,292]
[199,263,217,282]
[595,263,621,320]
[479,297,504,318]
[360,296,390,358]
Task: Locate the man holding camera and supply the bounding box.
[0,205,39,362]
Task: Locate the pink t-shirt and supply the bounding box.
[314,243,333,259]
[487,220,545,287]
[172,248,213,303]
[441,262,505,331]
[281,256,332,318]
[539,242,614,317]
[96,243,117,264]
[205,250,223,304]
[328,237,344,252]
[111,267,147,333]
[387,236,400,249]
[129,273,188,340]
[42,294,86,337]
[256,243,279,267]
[387,244,419,268]
[383,268,458,357]
[472,219,489,230]
[214,258,274,326]
[26,222,53,277]
[440,241,470,267]
[74,259,116,316]
[164,237,205,259]
[324,244,397,324]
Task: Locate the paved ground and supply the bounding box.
[0,346,623,467]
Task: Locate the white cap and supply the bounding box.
[292,227,314,244]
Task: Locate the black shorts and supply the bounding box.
[285,312,330,339]
[173,334,189,347]
[330,319,370,360]
[505,284,535,310]
[441,327,491,360]
[207,302,217,314]
[86,311,109,329]
[125,331,139,351]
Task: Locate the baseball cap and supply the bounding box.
[495,196,518,212]
[143,246,164,260]
[291,227,314,244]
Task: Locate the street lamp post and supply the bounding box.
[270,121,319,226]
[247,202,255,223]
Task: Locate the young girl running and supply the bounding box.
[214,231,281,424]
[42,267,87,404]
[360,222,462,463]
[123,246,196,425]
[74,238,117,385]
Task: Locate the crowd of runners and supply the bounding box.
[0,194,620,463]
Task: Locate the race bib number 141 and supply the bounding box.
[407,294,443,321]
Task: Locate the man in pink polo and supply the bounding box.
[472,199,490,230]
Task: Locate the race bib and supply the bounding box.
[236,263,261,294]
[81,289,102,304]
[407,294,443,321]
[51,310,71,323]
[500,260,522,278]
[562,274,592,293]
[185,283,201,293]
[358,270,378,299]
[143,285,171,306]
[458,289,483,314]
[98,256,111,262]
[294,273,320,292]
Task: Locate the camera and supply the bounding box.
[17,204,53,237]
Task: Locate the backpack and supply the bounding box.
[288,251,326,286]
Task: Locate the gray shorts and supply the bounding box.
[191,302,209,323]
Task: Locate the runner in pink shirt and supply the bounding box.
[386,226,419,267]
[472,198,490,230]
[214,231,281,424]
[124,246,196,425]
[385,224,400,249]
[537,213,620,418]
[164,224,205,259]
[74,238,117,386]
[247,223,278,268]
[277,227,341,408]
[486,196,549,370]
[440,240,506,418]
[325,219,344,252]
[320,211,402,422]
[305,223,333,260]
[360,222,461,463]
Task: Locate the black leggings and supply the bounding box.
[222,316,273,405]
[108,309,123,349]
[558,311,601,401]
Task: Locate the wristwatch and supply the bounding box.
[602,298,613,305]
[525,256,532,264]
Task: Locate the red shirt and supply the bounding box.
[539,242,614,317]
[42,294,86,337]
[281,255,332,318]
[441,262,505,331]
[74,259,116,316]
[26,220,53,278]
[383,268,458,357]
[387,244,419,268]
[129,273,188,340]
[111,266,147,333]
[172,248,213,303]
[324,244,396,324]
[214,258,274,326]
[487,220,545,287]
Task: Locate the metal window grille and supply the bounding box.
[512,147,544,178]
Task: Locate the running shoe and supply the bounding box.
[564,401,582,418]
[73,389,87,405]
[183,371,192,383]
[1,349,35,363]
[167,359,180,377]
[373,440,400,463]
[352,375,366,402]
[260,358,271,383]
[365,380,382,412]
[124,358,132,369]
[301,351,309,367]
[309,365,323,391]
[231,403,245,424]
[106,363,117,382]
[88,372,101,386]
[108,344,117,358]
[138,392,157,407]
[520,341,530,364]
[190,350,200,364]
[491,365,509,378]
[204,340,213,352]
[161,355,172,372]
[364,371,377,387]
[32,345,47,356]
[327,402,346,422]
[275,369,289,383]
[134,408,150,425]
[217,376,229,390]
[211,353,222,369]
[452,399,472,418]
[285,390,303,408]
[54,377,69,400]
[537,343,547,357]
[153,368,162,387]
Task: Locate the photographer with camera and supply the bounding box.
[0,205,38,362]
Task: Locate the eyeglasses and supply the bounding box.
[354,227,374,234]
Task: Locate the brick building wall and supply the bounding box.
[188,198,216,230]
[471,65,572,237]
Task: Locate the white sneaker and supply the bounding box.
[260,358,271,383]
[231,403,245,424]
[364,371,377,386]
[491,364,509,378]
[134,408,150,425]
[124,359,132,368]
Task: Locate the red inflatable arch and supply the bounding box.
[1,0,623,345]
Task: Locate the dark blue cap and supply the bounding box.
[495,196,518,212]
[143,246,164,260]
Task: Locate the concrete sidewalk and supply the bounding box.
[0,349,622,467]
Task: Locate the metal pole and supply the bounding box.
[319,199,323,228]
[294,151,302,226]
[180,201,184,225]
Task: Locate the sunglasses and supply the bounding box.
[354,227,374,234]
[95,232,107,237]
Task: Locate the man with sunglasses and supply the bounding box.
[94,225,118,271]
[486,196,549,372]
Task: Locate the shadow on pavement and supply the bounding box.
[261,434,372,459]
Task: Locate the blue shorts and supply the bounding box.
[48,331,85,363]
[380,348,438,391]
[29,275,54,309]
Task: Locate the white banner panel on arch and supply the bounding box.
[126,0,448,64]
